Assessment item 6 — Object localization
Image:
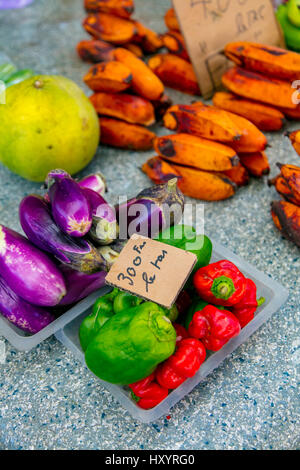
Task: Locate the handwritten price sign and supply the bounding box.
[106,235,197,308]
[173,0,284,99]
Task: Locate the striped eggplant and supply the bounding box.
[78,172,107,196]
[58,266,107,306]
[116,178,184,239]
[19,195,107,274]
[0,225,66,306]
[0,274,55,334]
[84,188,119,245]
[46,169,92,237]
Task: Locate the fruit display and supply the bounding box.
[143,101,270,200]
[77,232,265,409]
[77,0,169,151]
[276,0,300,51]
[0,170,184,334]
[0,75,100,182]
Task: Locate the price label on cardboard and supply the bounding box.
[105,235,197,308]
[173,0,284,99]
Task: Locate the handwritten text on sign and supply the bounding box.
[105,235,197,308]
[173,0,284,99]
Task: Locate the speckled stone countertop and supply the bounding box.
[0,0,299,451]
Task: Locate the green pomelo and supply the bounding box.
[0,75,100,182]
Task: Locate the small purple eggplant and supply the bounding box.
[116,178,184,239]
[46,169,92,238]
[84,188,119,245]
[0,225,66,306]
[0,274,55,334]
[20,195,108,274]
[58,266,107,306]
[78,172,107,196]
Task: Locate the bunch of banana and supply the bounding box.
[269,163,300,247]
[77,0,171,151]
[276,0,300,51]
[214,40,300,127]
[142,102,270,201]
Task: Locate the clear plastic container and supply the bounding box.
[0,286,112,351]
[54,238,289,423]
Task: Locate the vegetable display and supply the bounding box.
[77,224,265,410]
[0,170,184,334]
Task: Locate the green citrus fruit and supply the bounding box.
[0,75,100,182]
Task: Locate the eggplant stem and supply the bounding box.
[167,178,178,193]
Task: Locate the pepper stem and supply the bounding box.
[211,276,236,300]
[257,297,265,307]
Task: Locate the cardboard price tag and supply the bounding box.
[173,0,284,99]
[105,235,197,308]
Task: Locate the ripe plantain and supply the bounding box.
[222,67,297,110]
[148,53,200,95]
[213,92,285,132]
[287,130,300,156]
[84,62,133,93]
[90,92,155,126]
[163,104,242,143]
[113,48,164,101]
[100,117,155,150]
[271,200,300,247]
[154,133,239,172]
[224,41,300,81]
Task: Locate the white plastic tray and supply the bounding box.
[54,238,289,423]
[0,286,112,351]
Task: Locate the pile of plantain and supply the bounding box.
[77,0,171,151]
[216,41,300,124]
[269,163,300,248]
[142,100,270,201]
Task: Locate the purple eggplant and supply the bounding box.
[98,239,126,269]
[78,172,107,196]
[0,225,66,306]
[58,266,107,306]
[19,195,108,274]
[0,274,55,334]
[84,188,119,245]
[46,169,92,238]
[116,178,184,239]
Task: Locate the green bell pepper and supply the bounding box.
[156,225,212,273]
[84,302,177,385]
[79,288,145,351]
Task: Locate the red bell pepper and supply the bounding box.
[173,323,189,344]
[156,337,206,389]
[193,260,247,306]
[188,305,241,351]
[231,278,265,328]
[129,373,169,410]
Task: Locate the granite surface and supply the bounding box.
[0,0,299,451]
